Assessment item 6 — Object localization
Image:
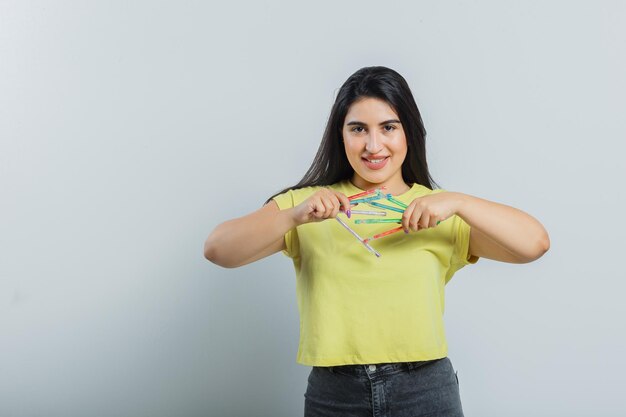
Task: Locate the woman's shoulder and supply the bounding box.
[404,183,446,198]
[278,180,349,198]
[271,184,327,209]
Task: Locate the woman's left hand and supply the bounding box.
[402,191,463,233]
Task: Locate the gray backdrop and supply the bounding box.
[1,1,625,416]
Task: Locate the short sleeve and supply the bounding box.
[445,214,479,283]
[271,190,300,259]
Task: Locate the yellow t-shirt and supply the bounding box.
[272,179,479,366]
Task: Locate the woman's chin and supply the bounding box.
[353,174,389,188]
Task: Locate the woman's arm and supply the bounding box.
[401,191,550,264]
[455,193,550,263]
[204,200,296,268]
[204,188,352,268]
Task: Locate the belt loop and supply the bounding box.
[328,366,335,373]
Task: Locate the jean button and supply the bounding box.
[368,365,376,371]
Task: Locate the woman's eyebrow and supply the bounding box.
[346,119,401,126]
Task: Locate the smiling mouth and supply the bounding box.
[362,157,389,163]
[361,156,389,170]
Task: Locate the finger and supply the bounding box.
[306,199,318,217]
[329,196,341,218]
[336,192,352,218]
[320,196,335,218]
[428,215,440,228]
[409,208,422,232]
[402,205,413,233]
[311,197,328,219]
[418,213,431,230]
[400,205,413,233]
[326,196,339,218]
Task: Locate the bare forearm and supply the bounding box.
[204,206,297,268]
[455,192,550,262]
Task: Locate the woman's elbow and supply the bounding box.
[204,238,217,262]
[538,228,550,254]
[528,232,550,263]
[541,232,550,253]
[204,237,236,268]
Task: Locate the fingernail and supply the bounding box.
[347,210,351,218]
[404,229,409,234]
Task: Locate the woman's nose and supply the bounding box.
[365,132,383,154]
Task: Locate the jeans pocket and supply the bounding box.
[329,366,357,378]
[308,367,319,383]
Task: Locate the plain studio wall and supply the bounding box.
[1,1,625,416]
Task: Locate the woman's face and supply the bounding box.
[342,97,408,193]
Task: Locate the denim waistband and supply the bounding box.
[320,357,445,376]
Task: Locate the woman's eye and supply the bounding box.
[350,125,395,133]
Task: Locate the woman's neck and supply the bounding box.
[349,178,410,196]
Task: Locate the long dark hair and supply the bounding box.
[264,66,440,205]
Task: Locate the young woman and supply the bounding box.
[204,66,550,417]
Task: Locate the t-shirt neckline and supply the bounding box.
[343,179,418,199]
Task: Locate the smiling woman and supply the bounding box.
[204,65,549,417]
[342,97,408,194]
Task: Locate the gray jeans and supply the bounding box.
[304,357,464,417]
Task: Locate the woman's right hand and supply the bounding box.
[290,188,352,226]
